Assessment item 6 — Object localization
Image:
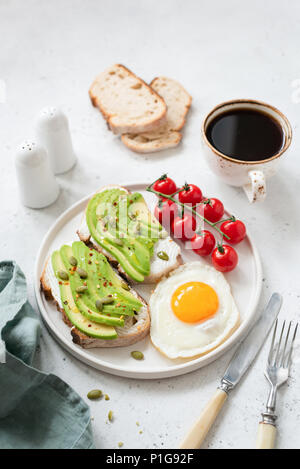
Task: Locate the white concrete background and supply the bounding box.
[0,0,299,449]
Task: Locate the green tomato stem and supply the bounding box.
[212,216,235,226]
[146,184,230,240]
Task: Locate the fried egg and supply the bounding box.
[150,262,239,359]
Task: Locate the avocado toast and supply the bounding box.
[40,241,150,348]
[77,185,182,283]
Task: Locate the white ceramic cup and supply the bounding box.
[202,99,292,203]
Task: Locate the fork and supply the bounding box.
[256,319,298,449]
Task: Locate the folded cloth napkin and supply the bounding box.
[0,261,95,449]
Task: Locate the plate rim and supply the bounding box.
[34,182,263,379]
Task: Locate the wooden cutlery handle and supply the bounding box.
[179,389,228,449]
[256,423,276,449]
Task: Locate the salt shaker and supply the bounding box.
[36,106,76,175]
[15,141,59,208]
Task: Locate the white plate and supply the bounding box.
[34,183,262,379]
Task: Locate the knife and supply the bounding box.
[179,292,282,449]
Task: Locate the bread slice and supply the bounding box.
[122,77,192,153]
[40,257,150,349]
[89,64,167,135]
[77,185,183,284]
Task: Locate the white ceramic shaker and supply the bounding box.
[36,106,76,175]
[15,141,59,208]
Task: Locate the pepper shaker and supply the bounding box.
[36,106,76,175]
[15,140,59,208]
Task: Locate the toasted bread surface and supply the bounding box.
[122,76,192,153]
[89,64,167,135]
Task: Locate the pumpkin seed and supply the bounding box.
[76,285,88,294]
[121,281,130,291]
[69,256,78,267]
[157,251,169,261]
[101,296,114,305]
[87,389,103,400]
[108,410,114,422]
[96,296,114,310]
[58,270,69,281]
[104,394,110,401]
[77,267,88,279]
[131,351,144,361]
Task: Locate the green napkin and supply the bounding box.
[0,261,95,449]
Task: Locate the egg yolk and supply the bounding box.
[171,281,219,323]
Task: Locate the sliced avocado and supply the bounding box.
[51,250,117,340]
[59,244,125,328]
[86,189,162,282]
[87,194,145,282]
[71,241,141,315]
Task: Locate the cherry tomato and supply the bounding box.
[212,245,238,272]
[154,198,178,229]
[178,183,203,206]
[153,175,177,196]
[201,198,224,223]
[220,219,246,244]
[172,214,197,241]
[191,230,216,256]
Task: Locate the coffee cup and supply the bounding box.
[202,99,292,202]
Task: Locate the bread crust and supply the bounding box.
[122,76,192,153]
[89,64,167,135]
[150,77,192,131]
[40,256,150,349]
[76,184,183,284]
[121,131,182,154]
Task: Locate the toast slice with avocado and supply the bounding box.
[121,77,192,153]
[77,185,182,284]
[40,241,150,348]
[89,64,167,135]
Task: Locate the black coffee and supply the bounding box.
[206,108,284,161]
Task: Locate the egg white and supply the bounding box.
[150,262,240,359]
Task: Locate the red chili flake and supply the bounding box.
[89,253,93,257]
[116,303,121,307]
[88,260,92,265]
[113,202,117,206]
[83,281,87,286]
[109,282,113,286]
[88,325,91,328]
[103,281,107,287]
